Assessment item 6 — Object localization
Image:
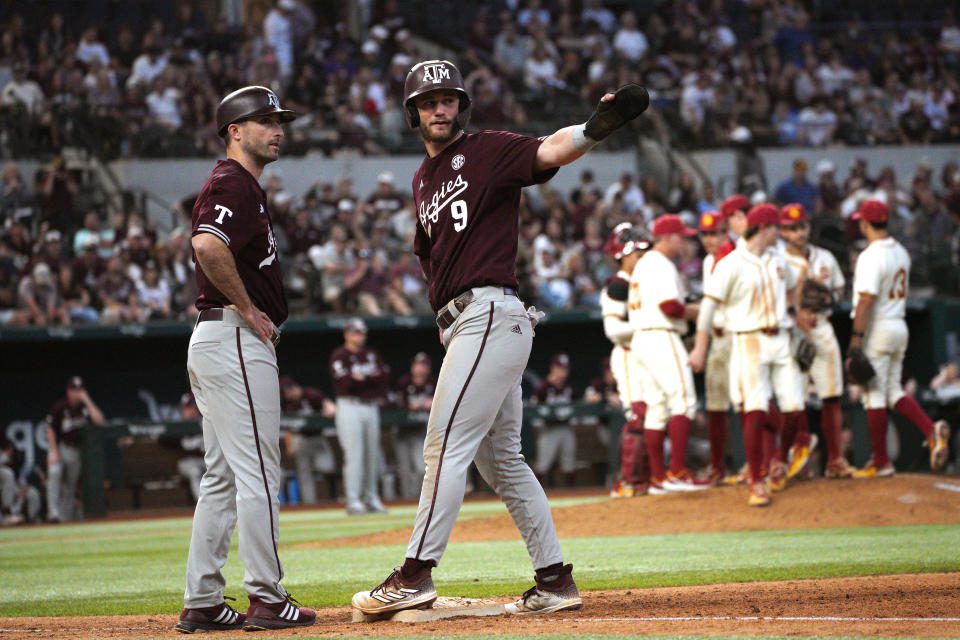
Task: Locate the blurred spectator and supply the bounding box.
[774,158,818,211]
[96,256,144,324]
[582,0,616,34]
[681,72,715,145]
[126,40,168,90]
[264,0,296,84]
[75,26,109,67]
[137,260,172,320]
[613,11,648,62]
[58,263,98,324]
[899,99,932,144]
[17,262,68,326]
[493,22,529,82]
[280,375,337,505]
[391,352,433,499]
[175,392,205,503]
[308,223,355,312]
[798,97,837,147]
[930,362,960,402]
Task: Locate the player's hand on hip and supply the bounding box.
[231,304,274,344]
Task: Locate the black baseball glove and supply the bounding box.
[845,346,876,384]
[794,335,817,372]
[585,84,650,142]
[800,279,834,313]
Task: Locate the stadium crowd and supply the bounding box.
[2,153,959,326]
[0,1,959,159]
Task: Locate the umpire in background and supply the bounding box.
[176,86,314,633]
[45,376,104,522]
[329,317,389,515]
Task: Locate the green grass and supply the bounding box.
[1,497,958,618]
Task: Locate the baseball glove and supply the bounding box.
[800,279,834,313]
[794,334,817,372]
[845,346,876,384]
[585,84,650,141]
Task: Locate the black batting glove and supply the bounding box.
[584,84,650,142]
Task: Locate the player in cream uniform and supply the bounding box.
[779,203,852,478]
[601,223,650,497]
[689,204,806,507]
[696,211,734,484]
[847,199,950,477]
[629,215,702,493]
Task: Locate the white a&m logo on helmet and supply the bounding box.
[267,91,281,109]
[422,62,451,84]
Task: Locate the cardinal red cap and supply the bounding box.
[698,211,724,232]
[852,199,889,223]
[720,194,750,218]
[652,214,696,237]
[779,203,808,225]
[747,203,780,227]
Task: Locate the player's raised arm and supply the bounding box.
[534,85,650,172]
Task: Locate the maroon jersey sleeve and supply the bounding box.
[482,130,559,189]
[193,175,258,253]
[45,400,65,440]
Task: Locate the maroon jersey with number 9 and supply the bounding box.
[412,131,558,311]
[192,159,288,326]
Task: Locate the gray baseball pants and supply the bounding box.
[47,444,81,521]
[392,428,426,499]
[535,426,577,475]
[406,287,564,570]
[184,309,287,607]
[335,399,382,506]
[291,434,336,505]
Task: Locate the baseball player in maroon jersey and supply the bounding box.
[531,353,578,487]
[329,317,390,515]
[177,86,314,633]
[45,376,104,522]
[280,376,336,505]
[352,59,648,616]
[393,352,435,500]
[601,223,650,498]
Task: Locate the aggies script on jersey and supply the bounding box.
[412,131,558,312]
[192,159,288,326]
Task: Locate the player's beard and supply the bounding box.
[243,138,280,166]
[420,119,461,144]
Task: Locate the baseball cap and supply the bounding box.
[66,376,84,390]
[747,204,780,227]
[412,352,431,366]
[45,229,62,243]
[852,199,889,223]
[816,159,835,175]
[651,214,696,237]
[127,226,144,239]
[345,317,368,333]
[377,171,394,184]
[551,353,570,368]
[720,194,750,218]
[338,199,354,212]
[698,211,724,232]
[779,203,808,225]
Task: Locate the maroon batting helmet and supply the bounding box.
[216,86,297,137]
[403,59,471,129]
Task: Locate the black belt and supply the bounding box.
[197,307,281,346]
[436,287,518,331]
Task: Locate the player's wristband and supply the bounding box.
[571,123,599,152]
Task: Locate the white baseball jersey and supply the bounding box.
[852,237,910,322]
[601,271,632,347]
[704,246,798,332]
[783,244,845,317]
[702,253,726,329]
[629,249,687,332]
